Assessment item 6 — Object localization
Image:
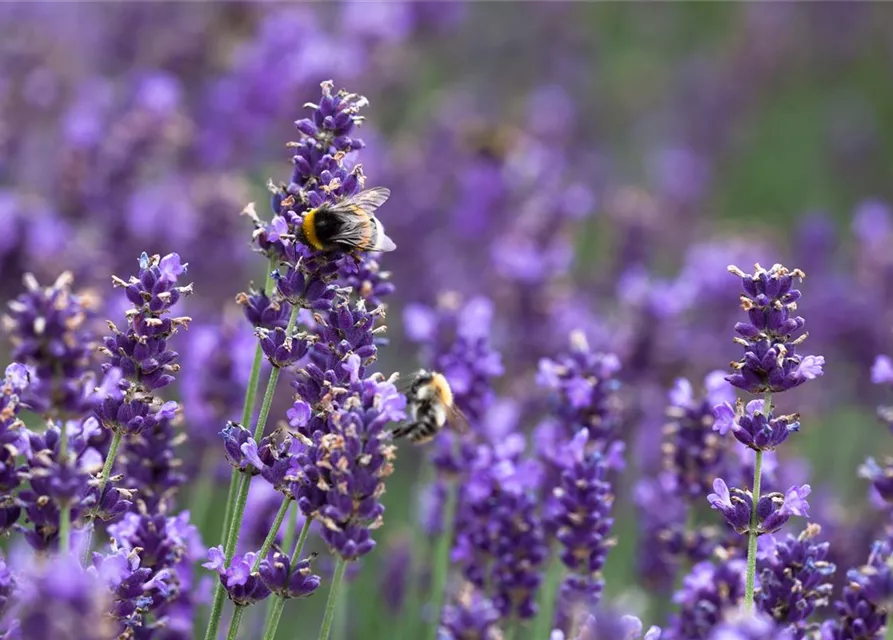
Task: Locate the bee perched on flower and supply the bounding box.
[298,187,396,254]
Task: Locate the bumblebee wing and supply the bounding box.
[446,404,470,435]
[326,188,396,252]
[331,187,391,217]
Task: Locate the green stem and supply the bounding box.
[280,502,300,557]
[333,580,349,640]
[426,479,459,640]
[531,547,563,640]
[502,619,517,640]
[317,559,348,640]
[291,516,313,564]
[226,606,245,640]
[261,598,286,640]
[97,430,122,495]
[252,498,291,572]
[188,451,217,534]
[744,389,769,612]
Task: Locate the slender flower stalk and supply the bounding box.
[318,559,348,640]
[427,478,459,640]
[226,606,245,640]
[532,548,564,640]
[715,264,823,612]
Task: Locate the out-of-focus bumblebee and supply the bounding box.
[299,187,396,253]
[392,370,469,444]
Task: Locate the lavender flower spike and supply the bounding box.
[707,478,810,535]
[725,263,823,394]
[712,398,800,451]
[203,545,271,606]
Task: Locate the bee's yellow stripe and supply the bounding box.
[431,373,454,407]
[302,209,323,250]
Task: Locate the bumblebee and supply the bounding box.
[299,187,396,253]
[392,370,469,444]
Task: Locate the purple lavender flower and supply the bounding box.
[709,609,795,640]
[0,555,13,619]
[1,552,114,640]
[821,540,893,640]
[550,429,614,609]
[94,252,191,437]
[439,585,502,640]
[859,458,893,504]
[756,524,835,635]
[665,552,747,640]
[235,288,290,330]
[293,355,405,561]
[713,399,800,451]
[89,544,156,632]
[452,444,547,619]
[0,363,30,533]
[258,550,320,599]
[663,371,736,499]
[537,330,621,443]
[725,264,823,394]
[553,611,662,640]
[707,478,811,535]
[118,411,186,513]
[16,422,102,551]
[203,546,271,606]
[108,509,204,632]
[2,271,95,415]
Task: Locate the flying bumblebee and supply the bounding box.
[298,187,396,253]
[392,370,469,444]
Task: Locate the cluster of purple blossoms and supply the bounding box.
[94,252,191,437]
[550,429,615,609]
[451,439,547,620]
[0,553,113,640]
[550,610,662,640]
[707,477,811,536]
[821,540,893,639]
[291,354,405,561]
[665,551,747,640]
[663,371,736,500]
[107,508,204,637]
[537,330,622,444]
[17,419,107,551]
[439,585,502,640]
[725,263,824,394]
[0,364,30,534]
[756,524,835,636]
[2,271,96,416]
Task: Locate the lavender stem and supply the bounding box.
[318,558,348,640]
[252,498,291,572]
[58,422,70,555]
[744,390,771,610]
[225,605,245,640]
[426,478,459,640]
[530,546,562,640]
[97,430,122,495]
